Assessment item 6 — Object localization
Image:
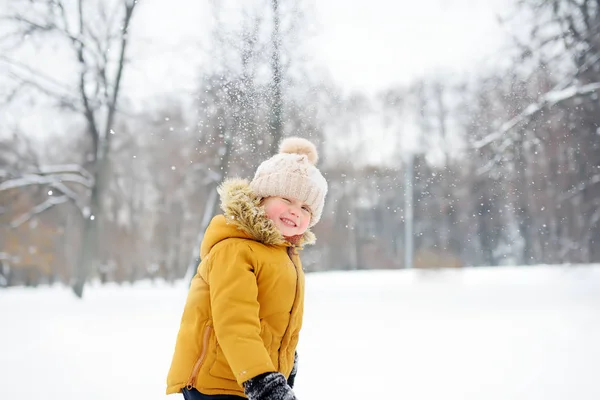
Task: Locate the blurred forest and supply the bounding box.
[1,0,599,294]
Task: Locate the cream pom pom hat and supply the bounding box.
[250,137,328,227]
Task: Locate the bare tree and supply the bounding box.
[0,0,139,296]
[471,0,600,263]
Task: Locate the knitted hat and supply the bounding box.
[250,137,328,227]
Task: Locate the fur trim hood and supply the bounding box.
[207,178,316,250]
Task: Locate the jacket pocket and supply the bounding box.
[209,342,236,380]
[209,319,275,381]
[263,321,283,371]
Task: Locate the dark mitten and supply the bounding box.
[287,352,298,388]
[243,372,297,400]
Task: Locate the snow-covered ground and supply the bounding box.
[1,265,599,400]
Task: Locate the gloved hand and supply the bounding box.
[287,352,298,388]
[243,372,297,400]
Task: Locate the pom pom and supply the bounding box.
[279,137,318,165]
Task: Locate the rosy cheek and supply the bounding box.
[268,209,281,221]
[265,202,285,220]
[299,217,310,230]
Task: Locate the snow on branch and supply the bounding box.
[0,174,48,191]
[0,169,91,217]
[10,195,69,228]
[35,164,94,182]
[558,174,600,203]
[473,82,600,150]
[0,172,93,192]
[47,180,88,215]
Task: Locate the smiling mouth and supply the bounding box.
[280,217,297,227]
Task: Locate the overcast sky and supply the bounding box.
[127,0,516,101]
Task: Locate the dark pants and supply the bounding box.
[182,387,245,400]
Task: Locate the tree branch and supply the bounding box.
[4,71,81,111]
[473,81,600,150]
[558,174,600,203]
[74,0,101,157]
[103,1,137,142]
[10,195,69,228]
[0,172,93,191]
[35,164,94,182]
[0,55,81,105]
[2,13,87,48]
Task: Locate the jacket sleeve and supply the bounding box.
[208,241,276,385]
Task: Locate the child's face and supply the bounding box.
[262,196,311,237]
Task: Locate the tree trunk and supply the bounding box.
[72,162,103,297]
[269,0,283,154]
[72,1,136,298]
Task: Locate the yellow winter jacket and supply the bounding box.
[166,179,314,397]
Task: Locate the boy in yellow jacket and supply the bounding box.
[166,137,328,400]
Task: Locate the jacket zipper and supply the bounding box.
[279,247,300,370]
[287,246,299,271]
[185,324,212,390]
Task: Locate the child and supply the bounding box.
[166,137,328,400]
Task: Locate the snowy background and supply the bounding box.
[2,265,600,400]
[2,1,600,399]
[3,0,598,283]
